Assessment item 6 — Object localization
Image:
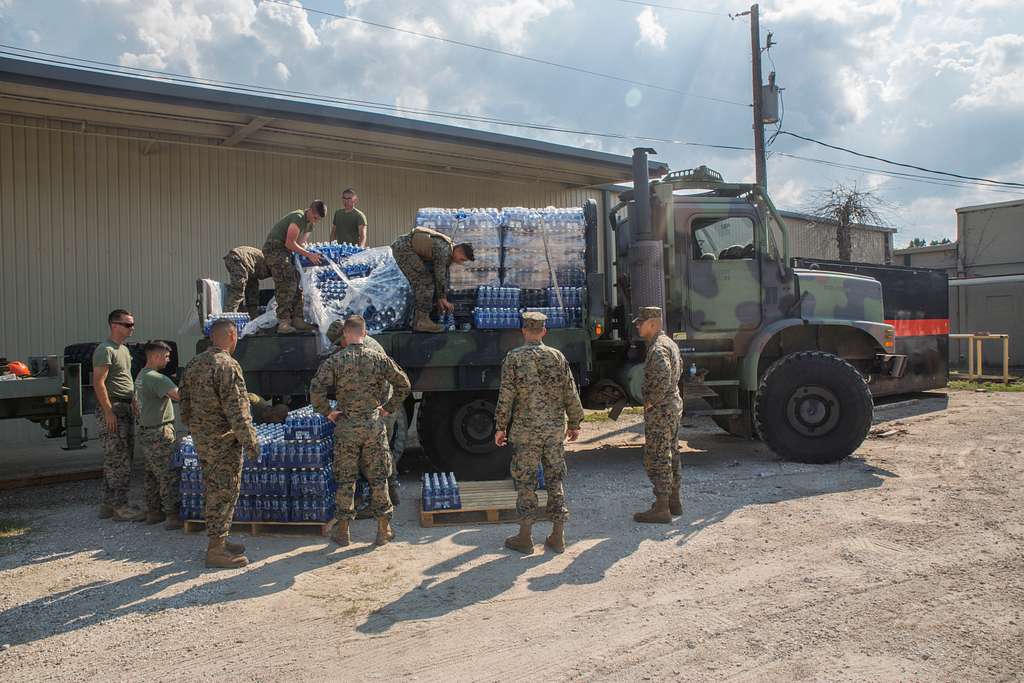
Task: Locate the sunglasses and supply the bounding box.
[113,321,135,328]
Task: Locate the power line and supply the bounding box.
[602,0,729,16]
[777,130,1024,189]
[261,0,749,107]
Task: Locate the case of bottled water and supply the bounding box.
[297,240,365,268]
[501,207,586,290]
[204,313,250,337]
[421,471,463,511]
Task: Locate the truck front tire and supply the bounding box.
[754,351,872,464]
[417,391,511,480]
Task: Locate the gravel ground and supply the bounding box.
[1,390,1022,681]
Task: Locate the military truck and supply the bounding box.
[233,148,906,479]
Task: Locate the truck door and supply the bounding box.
[685,214,762,332]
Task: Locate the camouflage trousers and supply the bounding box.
[137,423,181,516]
[643,405,682,498]
[510,437,568,523]
[391,243,435,317]
[223,252,261,316]
[333,417,393,521]
[99,401,135,507]
[263,242,302,323]
[194,433,244,539]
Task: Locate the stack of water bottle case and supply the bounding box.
[415,206,589,331]
[177,404,350,524]
[420,467,545,512]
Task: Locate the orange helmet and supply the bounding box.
[7,361,30,377]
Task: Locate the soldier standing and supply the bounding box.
[223,245,271,318]
[330,188,368,248]
[263,201,326,335]
[134,341,183,529]
[390,226,474,333]
[494,311,584,554]
[93,309,145,522]
[633,307,684,524]
[311,315,410,547]
[326,320,406,505]
[179,318,260,569]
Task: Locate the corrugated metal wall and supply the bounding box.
[0,114,602,442]
[785,216,889,264]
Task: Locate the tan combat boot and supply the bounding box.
[412,313,444,333]
[634,496,672,524]
[224,538,245,556]
[545,520,566,554]
[374,518,395,546]
[504,522,534,554]
[291,317,316,332]
[329,518,351,547]
[164,511,184,531]
[669,488,683,517]
[276,321,296,335]
[112,505,147,522]
[145,510,166,525]
[205,538,248,569]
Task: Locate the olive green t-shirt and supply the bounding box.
[92,340,134,400]
[135,368,177,427]
[266,210,313,245]
[332,208,367,245]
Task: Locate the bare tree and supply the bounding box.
[806,183,891,262]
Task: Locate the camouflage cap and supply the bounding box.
[632,306,663,324]
[522,311,547,330]
[326,320,344,344]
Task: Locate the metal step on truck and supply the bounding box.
[219,148,909,480]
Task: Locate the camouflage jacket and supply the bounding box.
[309,342,411,421]
[225,246,270,280]
[179,347,258,451]
[392,232,453,297]
[643,332,683,409]
[494,340,584,440]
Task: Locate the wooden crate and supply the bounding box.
[183,519,331,536]
[419,479,546,528]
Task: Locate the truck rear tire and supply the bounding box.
[754,351,872,464]
[417,391,511,480]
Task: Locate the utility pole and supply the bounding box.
[748,3,767,190]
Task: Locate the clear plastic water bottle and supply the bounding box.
[422,473,433,511]
[449,473,461,509]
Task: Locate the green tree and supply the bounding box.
[929,237,952,246]
[908,237,927,248]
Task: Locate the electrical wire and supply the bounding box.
[261,0,749,107]
[778,130,1024,189]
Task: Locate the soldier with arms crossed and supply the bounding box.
[134,340,183,529]
[180,319,260,568]
[494,311,584,554]
[311,315,411,547]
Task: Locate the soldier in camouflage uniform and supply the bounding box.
[494,311,584,554]
[93,309,146,522]
[134,340,183,529]
[633,307,684,524]
[263,201,326,335]
[180,319,260,569]
[311,315,411,547]
[390,227,474,333]
[223,246,271,318]
[326,320,406,505]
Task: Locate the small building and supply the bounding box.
[777,210,896,265]
[894,243,958,277]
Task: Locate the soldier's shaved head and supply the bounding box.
[342,315,366,344]
[209,318,239,353]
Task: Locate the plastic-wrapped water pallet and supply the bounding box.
[203,313,250,336]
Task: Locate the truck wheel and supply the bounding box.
[417,391,510,480]
[754,351,872,464]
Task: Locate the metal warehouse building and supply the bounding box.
[0,57,668,442]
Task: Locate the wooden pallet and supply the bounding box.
[419,479,546,528]
[183,519,331,536]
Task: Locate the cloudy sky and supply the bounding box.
[2,0,1022,244]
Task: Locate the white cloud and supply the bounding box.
[955,33,1024,110]
[395,87,430,113]
[274,61,291,82]
[635,7,666,50]
[763,0,902,25]
[459,0,572,50]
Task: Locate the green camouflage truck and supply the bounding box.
[233,148,906,479]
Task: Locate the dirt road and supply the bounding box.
[1,391,1022,681]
